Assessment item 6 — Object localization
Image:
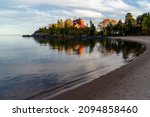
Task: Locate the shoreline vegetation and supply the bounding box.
[23,12,150,39]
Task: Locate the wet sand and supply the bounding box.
[51,36,150,100]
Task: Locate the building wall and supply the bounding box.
[73,19,85,29]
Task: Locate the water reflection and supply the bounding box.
[34,38,145,60]
[0,36,146,99]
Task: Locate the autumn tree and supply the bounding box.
[57,19,64,28]
[90,20,93,27]
[64,19,73,28]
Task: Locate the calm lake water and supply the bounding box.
[0,35,146,99]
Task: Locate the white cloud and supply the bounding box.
[73,10,103,18]
[0,7,52,34]
[14,0,143,19]
[138,1,150,11]
[1,0,150,34]
[14,0,136,11]
[0,2,105,34]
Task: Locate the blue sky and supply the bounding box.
[0,0,150,34]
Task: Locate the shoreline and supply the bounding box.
[50,36,150,100]
[22,33,103,40]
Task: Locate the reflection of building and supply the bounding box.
[73,18,85,29]
[74,45,84,56]
[98,19,117,30]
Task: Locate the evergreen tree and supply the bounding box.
[125,13,136,35]
[89,20,95,36]
[142,15,150,35]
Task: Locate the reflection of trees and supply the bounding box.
[34,38,97,56]
[33,37,145,59]
[100,39,146,59]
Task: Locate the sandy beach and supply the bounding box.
[51,36,150,100]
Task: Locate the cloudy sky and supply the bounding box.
[0,0,150,34]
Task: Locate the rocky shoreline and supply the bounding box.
[22,32,102,40]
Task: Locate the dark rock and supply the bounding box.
[22,35,31,37]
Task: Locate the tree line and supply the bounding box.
[35,12,150,37]
[36,19,96,36]
[101,12,150,36]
